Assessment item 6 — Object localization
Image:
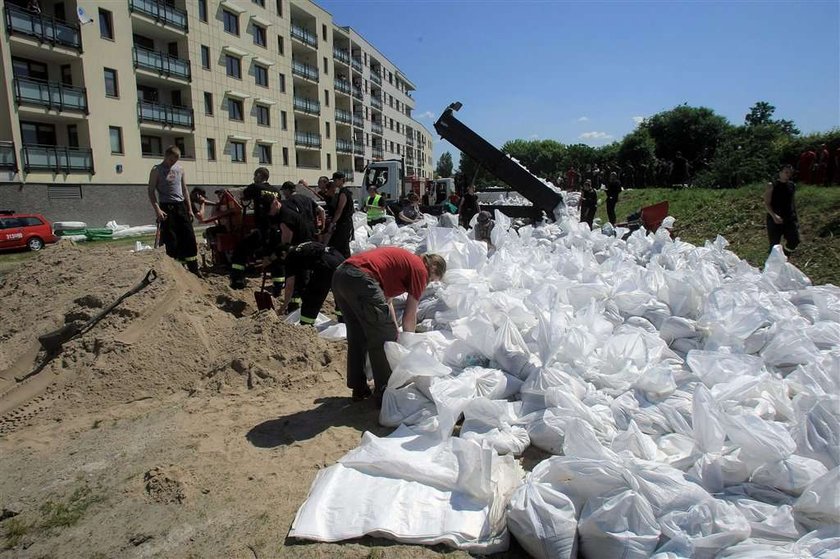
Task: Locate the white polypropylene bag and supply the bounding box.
[460,399,529,455]
[493,318,538,380]
[578,489,661,559]
[794,466,840,530]
[657,499,751,558]
[506,482,578,559]
[750,456,828,496]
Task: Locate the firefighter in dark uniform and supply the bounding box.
[230,167,280,290]
[270,241,345,324]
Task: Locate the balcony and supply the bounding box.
[137,100,194,128]
[292,59,319,82]
[370,72,381,86]
[351,87,363,101]
[371,97,382,111]
[352,115,364,129]
[335,108,352,125]
[333,47,350,64]
[129,0,188,32]
[334,79,351,95]
[294,131,321,149]
[5,5,82,51]
[351,57,362,72]
[352,144,364,155]
[134,47,191,81]
[339,169,354,181]
[372,146,383,159]
[21,145,93,173]
[293,96,320,116]
[290,22,317,48]
[336,139,352,154]
[0,142,18,172]
[371,122,383,135]
[14,77,88,113]
[406,136,415,147]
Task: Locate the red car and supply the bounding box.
[0,211,59,251]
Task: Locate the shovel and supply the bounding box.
[38,269,158,354]
[254,271,274,311]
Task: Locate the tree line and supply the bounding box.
[434,102,840,189]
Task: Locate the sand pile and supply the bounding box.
[0,243,345,433]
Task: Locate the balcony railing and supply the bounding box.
[336,139,352,153]
[128,0,187,32]
[371,122,383,135]
[21,144,93,173]
[370,72,381,86]
[293,96,320,115]
[352,144,364,155]
[290,22,317,47]
[351,87,363,101]
[335,108,352,125]
[352,115,364,129]
[137,100,194,128]
[371,97,382,111]
[14,77,88,113]
[372,146,383,159]
[133,47,191,80]
[0,142,18,172]
[292,59,319,82]
[5,5,82,51]
[294,131,321,149]
[351,57,362,72]
[334,79,351,95]
[333,47,350,64]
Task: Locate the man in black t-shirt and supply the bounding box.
[606,171,622,225]
[271,241,345,324]
[764,164,800,256]
[280,181,324,238]
[230,167,281,289]
[325,172,355,258]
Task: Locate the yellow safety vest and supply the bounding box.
[366,194,385,221]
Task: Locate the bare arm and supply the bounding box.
[402,295,419,333]
[147,168,166,221]
[181,171,193,219]
[764,183,782,223]
[332,191,348,224]
[387,299,399,330]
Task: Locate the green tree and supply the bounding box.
[435,152,453,178]
[642,104,732,164]
[501,139,565,180]
[618,128,656,169]
[458,152,497,188]
[745,101,800,136]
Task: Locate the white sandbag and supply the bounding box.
[493,318,538,380]
[803,321,840,349]
[686,350,765,387]
[284,310,331,327]
[794,467,840,530]
[578,489,661,559]
[721,412,797,465]
[659,316,701,344]
[763,245,812,291]
[688,449,752,493]
[506,482,578,559]
[629,461,714,517]
[722,496,802,541]
[386,343,452,390]
[791,394,840,468]
[761,327,821,370]
[525,408,568,455]
[520,365,589,412]
[611,420,659,460]
[528,456,635,513]
[692,384,726,454]
[791,526,840,558]
[379,383,436,427]
[461,399,529,455]
[658,499,751,559]
[750,456,829,496]
[466,367,523,400]
[317,323,346,340]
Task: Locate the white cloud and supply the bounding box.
[577,116,589,122]
[632,116,645,125]
[579,131,613,141]
[417,111,435,120]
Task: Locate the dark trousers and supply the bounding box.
[331,264,398,392]
[159,203,198,261]
[460,210,477,229]
[300,251,343,323]
[231,229,283,281]
[767,215,800,255]
[580,206,596,228]
[328,220,354,258]
[606,195,619,225]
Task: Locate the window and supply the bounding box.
[321,23,327,41]
[277,35,284,55]
[206,138,216,160]
[204,92,213,115]
[20,122,56,145]
[60,64,72,86]
[256,104,270,126]
[323,56,328,74]
[225,55,241,79]
[254,64,268,86]
[141,135,162,156]
[282,146,289,166]
[198,0,207,22]
[254,25,266,47]
[325,121,330,138]
[231,141,246,162]
[67,124,78,148]
[326,152,331,170]
[278,73,286,92]
[175,137,186,156]
[201,45,210,69]
[253,0,265,6]
[109,126,123,154]
[98,9,113,39]
[228,98,243,121]
[324,89,329,107]
[223,10,239,35]
[281,110,287,130]
[103,68,118,97]
[258,144,271,164]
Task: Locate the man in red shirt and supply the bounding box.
[798,149,816,184]
[332,247,447,404]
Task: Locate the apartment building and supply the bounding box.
[0,0,434,222]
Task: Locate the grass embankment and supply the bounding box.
[599,184,840,286]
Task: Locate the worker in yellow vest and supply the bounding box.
[364,185,387,226]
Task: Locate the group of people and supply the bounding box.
[798,145,840,186]
[563,154,693,192]
[578,171,624,228]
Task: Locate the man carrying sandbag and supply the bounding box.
[332,247,446,405]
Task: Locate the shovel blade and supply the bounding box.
[254,290,274,311]
[38,323,80,353]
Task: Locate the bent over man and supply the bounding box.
[275,241,345,324]
[332,247,446,405]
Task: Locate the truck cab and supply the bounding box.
[361,159,404,202]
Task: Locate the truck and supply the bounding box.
[433,102,565,221]
[360,159,456,215]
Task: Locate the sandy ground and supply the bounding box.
[0,244,499,558]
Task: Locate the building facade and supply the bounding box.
[0,0,435,223]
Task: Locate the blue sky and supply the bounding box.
[319,0,840,167]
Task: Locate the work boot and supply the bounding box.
[186,260,203,278]
[287,301,300,313]
[351,386,372,402]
